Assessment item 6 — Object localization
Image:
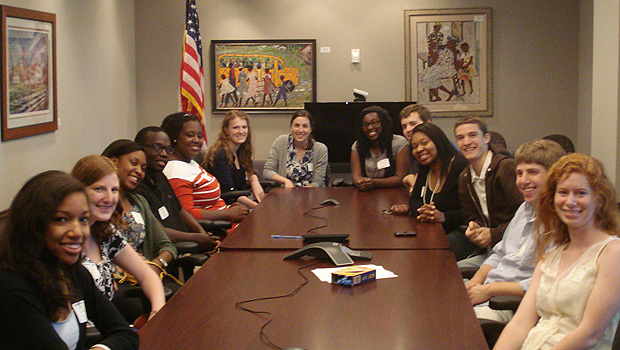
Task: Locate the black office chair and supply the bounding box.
[460,265,522,348]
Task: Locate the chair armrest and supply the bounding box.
[174,241,202,255]
[460,266,479,279]
[221,190,252,204]
[489,295,522,312]
[173,254,209,268]
[198,219,232,231]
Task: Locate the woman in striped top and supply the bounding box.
[161,112,249,226]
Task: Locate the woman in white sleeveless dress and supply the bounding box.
[494,153,620,350]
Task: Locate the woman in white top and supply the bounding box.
[494,153,620,350]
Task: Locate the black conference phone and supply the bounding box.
[283,242,372,266]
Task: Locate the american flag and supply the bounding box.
[180,0,207,142]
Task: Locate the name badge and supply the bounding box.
[131,211,145,226]
[72,300,88,323]
[377,158,390,170]
[307,163,313,172]
[158,206,170,220]
[568,265,588,283]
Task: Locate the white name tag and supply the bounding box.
[131,211,145,225]
[158,206,170,220]
[377,158,390,170]
[568,265,588,283]
[307,163,313,172]
[72,300,88,324]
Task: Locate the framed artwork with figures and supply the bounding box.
[405,8,492,117]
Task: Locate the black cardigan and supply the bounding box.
[409,155,469,234]
[0,264,139,350]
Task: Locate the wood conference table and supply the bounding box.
[222,187,450,251]
[139,249,488,349]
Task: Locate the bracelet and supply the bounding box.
[157,257,168,268]
[149,309,159,316]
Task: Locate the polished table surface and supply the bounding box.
[222,187,449,250]
[139,249,488,350]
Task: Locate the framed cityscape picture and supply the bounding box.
[210,39,316,113]
[1,5,57,141]
[405,8,492,117]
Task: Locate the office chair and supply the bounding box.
[460,265,522,348]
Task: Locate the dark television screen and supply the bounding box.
[305,102,415,167]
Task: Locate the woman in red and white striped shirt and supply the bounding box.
[161,112,249,226]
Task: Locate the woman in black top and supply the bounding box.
[391,123,473,259]
[205,109,264,208]
[0,170,138,350]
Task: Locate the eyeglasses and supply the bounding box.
[145,143,174,153]
[362,120,381,129]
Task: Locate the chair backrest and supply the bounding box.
[253,160,267,181]
[612,315,620,350]
[0,209,8,238]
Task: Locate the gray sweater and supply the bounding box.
[263,134,328,187]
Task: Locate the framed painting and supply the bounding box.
[1,6,57,141]
[404,8,492,117]
[210,39,316,113]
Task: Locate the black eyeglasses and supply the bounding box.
[145,143,174,153]
[362,120,381,129]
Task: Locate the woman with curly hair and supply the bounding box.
[494,153,620,349]
[205,110,264,208]
[0,170,138,349]
[351,106,410,191]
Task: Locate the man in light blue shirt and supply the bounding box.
[465,139,565,323]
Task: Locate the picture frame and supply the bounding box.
[1,6,57,141]
[210,39,316,113]
[404,8,492,117]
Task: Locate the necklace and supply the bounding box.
[420,157,454,205]
[421,170,441,205]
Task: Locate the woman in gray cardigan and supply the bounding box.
[263,110,328,187]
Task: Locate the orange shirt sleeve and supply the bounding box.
[168,178,202,220]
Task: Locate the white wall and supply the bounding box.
[135,0,580,159]
[0,0,137,208]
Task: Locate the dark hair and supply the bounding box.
[488,131,512,157]
[290,110,315,149]
[160,112,201,147]
[205,110,255,175]
[411,123,459,178]
[399,104,432,123]
[542,134,575,154]
[356,106,395,177]
[135,126,166,146]
[0,171,84,320]
[101,139,144,159]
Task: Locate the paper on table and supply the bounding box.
[311,264,398,283]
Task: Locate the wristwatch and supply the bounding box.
[157,257,168,268]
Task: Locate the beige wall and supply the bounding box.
[135,0,580,160]
[0,0,137,208]
[0,0,589,208]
